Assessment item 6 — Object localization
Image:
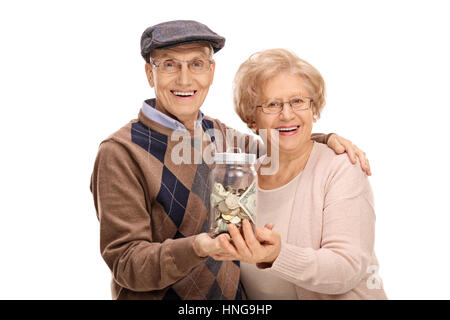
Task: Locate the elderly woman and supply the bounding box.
[214,48,387,299]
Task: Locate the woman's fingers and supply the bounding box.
[241,219,260,249]
[256,222,275,242]
[228,223,252,257]
[220,233,231,242]
[211,253,237,261]
[255,227,277,244]
[215,221,281,264]
[217,233,233,250]
[264,222,275,230]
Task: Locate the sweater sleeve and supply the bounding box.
[270,157,375,295]
[90,140,206,292]
[310,133,329,144]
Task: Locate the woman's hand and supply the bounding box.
[327,134,372,176]
[216,219,281,268]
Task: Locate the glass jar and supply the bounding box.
[208,151,257,237]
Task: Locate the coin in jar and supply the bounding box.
[221,213,234,221]
[217,201,229,213]
[229,207,240,216]
[230,216,241,224]
[225,194,240,209]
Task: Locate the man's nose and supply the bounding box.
[176,63,192,86]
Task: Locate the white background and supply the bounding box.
[1,0,449,299]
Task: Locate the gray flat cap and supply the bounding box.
[140,20,225,62]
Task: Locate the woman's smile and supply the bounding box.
[276,125,300,136]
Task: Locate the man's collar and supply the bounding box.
[141,98,204,131]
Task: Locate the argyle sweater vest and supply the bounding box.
[91,109,253,300]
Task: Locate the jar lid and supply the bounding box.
[213,152,256,164]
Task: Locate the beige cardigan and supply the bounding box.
[268,142,387,299]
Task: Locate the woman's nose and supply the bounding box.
[279,102,295,120]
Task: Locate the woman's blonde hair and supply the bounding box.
[233,48,326,129]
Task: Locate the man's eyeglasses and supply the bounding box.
[256,97,313,114]
[150,57,213,74]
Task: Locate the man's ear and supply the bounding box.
[145,63,155,88]
[209,59,216,85]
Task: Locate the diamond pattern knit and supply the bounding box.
[91,107,248,300]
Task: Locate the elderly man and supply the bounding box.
[90,20,370,300]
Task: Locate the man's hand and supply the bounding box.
[327,134,372,176]
[192,232,236,260]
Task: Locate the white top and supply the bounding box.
[240,170,303,299]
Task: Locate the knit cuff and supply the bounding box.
[169,236,207,272]
[310,133,335,145]
[270,243,314,281]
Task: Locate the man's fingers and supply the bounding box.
[353,146,372,176]
[366,160,372,176]
[347,144,357,164]
[336,144,346,154]
[357,149,368,170]
[362,157,371,176]
[329,135,346,154]
[330,135,373,174]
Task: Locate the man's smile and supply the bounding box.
[171,90,197,97]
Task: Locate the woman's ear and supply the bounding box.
[249,121,258,134]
